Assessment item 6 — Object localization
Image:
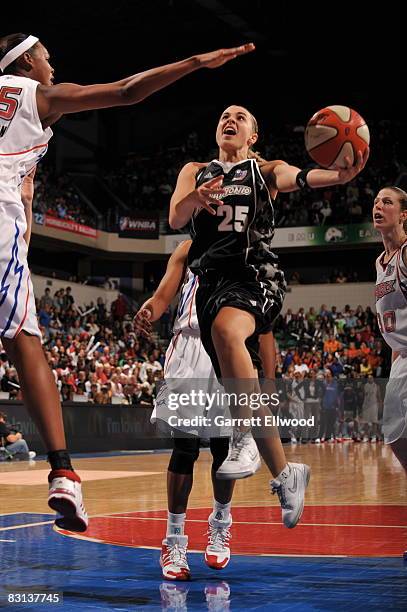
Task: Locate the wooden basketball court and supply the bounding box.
[1,443,406,610]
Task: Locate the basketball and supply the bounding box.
[304,105,370,169]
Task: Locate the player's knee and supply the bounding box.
[168,438,200,474]
[210,437,229,472]
[211,319,241,351]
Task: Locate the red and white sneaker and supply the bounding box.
[48,470,88,532]
[160,535,190,581]
[205,513,232,570]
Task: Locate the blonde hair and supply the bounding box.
[246,110,267,163]
[388,186,407,233]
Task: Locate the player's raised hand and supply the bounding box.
[194,176,225,215]
[335,147,370,184]
[196,43,255,69]
[133,307,153,339]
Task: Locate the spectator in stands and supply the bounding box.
[320,200,332,225]
[1,367,20,399]
[0,352,10,381]
[304,369,323,441]
[111,294,128,321]
[316,371,341,443]
[63,286,74,310]
[0,412,36,461]
[39,287,53,310]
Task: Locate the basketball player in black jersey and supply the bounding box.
[169,105,369,526]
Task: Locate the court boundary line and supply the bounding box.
[104,515,407,529]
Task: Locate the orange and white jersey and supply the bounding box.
[0,74,48,339]
[375,239,407,352]
[0,74,52,201]
[173,269,199,334]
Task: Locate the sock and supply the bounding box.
[212,499,232,523]
[166,511,186,537]
[276,463,291,482]
[48,450,74,472]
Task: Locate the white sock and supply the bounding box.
[166,511,186,536]
[276,464,291,482]
[212,499,232,523]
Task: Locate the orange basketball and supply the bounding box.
[304,105,370,169]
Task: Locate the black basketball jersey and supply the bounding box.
[188,158,279,281]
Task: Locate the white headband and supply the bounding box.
[0,35,39,72]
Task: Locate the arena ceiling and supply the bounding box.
[2,0,402,121]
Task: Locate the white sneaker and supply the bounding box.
[28,451,36,460]
[314,438,321,444]
[362,436,369,442]
[270,462,311,528]
[160,535,190,581]
[48,471,88,532]
[291,437,298,444]
[205,512,232,570]
[216,432,261,480]
[371,436,377,443]
[205,582,231,611]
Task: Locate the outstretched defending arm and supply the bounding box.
[133,240,191,338]
[37,44,254,122]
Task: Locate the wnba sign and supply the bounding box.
[119,214,159,239]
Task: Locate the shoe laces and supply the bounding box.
[229,432,249,461]
[163,542,188,567]
[206,522,232,549]
[271,481,289,509]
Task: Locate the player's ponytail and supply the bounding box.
[248,149,267,164]
[389,186,407,233]
[247,110,268,164]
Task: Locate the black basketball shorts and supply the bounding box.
[195,271,284,378]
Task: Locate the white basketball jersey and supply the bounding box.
[0,74,52,200]
[173,269,199,334]
[375,241,407,351]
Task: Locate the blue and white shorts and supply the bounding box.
[0,204,40,340]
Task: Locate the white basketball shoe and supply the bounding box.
[216,431,261,480]
[160,535,191,581]
[48,470,88,532]
[270,462,311,528]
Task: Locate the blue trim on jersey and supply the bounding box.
[0,220,24,337]
[177,274,197,318]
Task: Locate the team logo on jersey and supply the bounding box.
[232,169,247,181]
[385,264,395,276]
[375,279,396,301]
[211,185,252,199]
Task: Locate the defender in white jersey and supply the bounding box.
[134,240,295,580]
[373,187,407,470]
[0,32,253,532]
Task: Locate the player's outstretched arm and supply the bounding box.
[133,240,191,338]
[37,44,254,120]
[262,148,369,193]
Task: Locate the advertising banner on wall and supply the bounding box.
[119,214,159,239]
